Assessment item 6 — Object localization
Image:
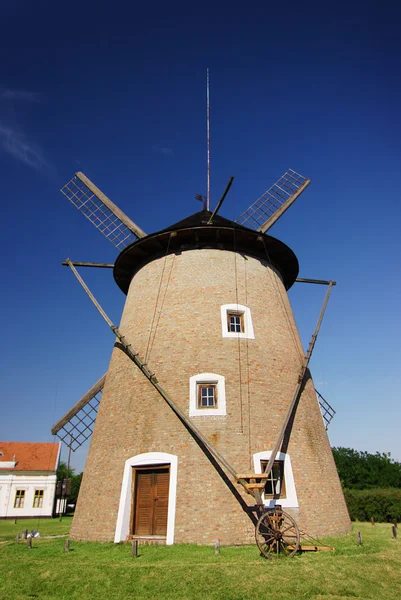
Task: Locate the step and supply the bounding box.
[244,482,266,490]
[236,473,270,480]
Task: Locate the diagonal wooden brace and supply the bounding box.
[64,259,252,498]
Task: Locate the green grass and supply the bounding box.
[0,520,400,599]
[0,516,72,542]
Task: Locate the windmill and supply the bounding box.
[52,168,349,555]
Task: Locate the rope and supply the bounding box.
[244,258,253,469]
[146,253,176,362]
[299,529,334,549]
[38,350,63,531]
[35,437,58,532]
[232,225,244,434]
[144,235,173,363]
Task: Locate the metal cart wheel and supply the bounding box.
[255,507,300,559]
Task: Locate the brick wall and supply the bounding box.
[70,248,351,543]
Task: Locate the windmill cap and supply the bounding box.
[113,210,299,294]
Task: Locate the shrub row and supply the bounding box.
[344,488,401,522]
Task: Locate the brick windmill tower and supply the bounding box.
[52,169,350,555]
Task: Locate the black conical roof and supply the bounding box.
[162,209,249,232]
[114,209,299,294]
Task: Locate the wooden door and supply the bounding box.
[133,466,170,536]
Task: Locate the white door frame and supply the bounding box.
[114,452,178,545]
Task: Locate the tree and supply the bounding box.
[69,473,83,504]
[332,447,401,489]
[56,461,75,481]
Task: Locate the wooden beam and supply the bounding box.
[258,178,311,233]
[207,176,234,224]
[75,172,147,239]
[236,473,270,479]
[61,261,114,268]
[261,281,335,482]
[64,260,252,495]
[296,278,337,286]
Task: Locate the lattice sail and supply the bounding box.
[61,172,146,250]
[236,169,310,233]
[51,375,106,451]
[315,389,336,429]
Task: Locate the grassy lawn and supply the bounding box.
[0,516,72,542]
[0,520,400,599]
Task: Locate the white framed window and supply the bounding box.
[198,383,217,409]
[189,373,226,416]
[253,451,298,509]
[221,304,254,339]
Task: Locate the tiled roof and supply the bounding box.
[0,442,60,472]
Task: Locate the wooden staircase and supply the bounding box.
[235,473,269,504]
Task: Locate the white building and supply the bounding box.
[0,442,60,518]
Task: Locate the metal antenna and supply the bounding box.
[206,68,211,211]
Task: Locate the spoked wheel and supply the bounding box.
[255,507,300,559]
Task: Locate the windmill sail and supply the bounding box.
[51,375,106,451]
[236,169,310,233]
[315,388,336,429]
[61,172,146,250]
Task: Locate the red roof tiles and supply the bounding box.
[0,442,60,472]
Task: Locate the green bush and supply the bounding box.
[344,488,401,522]
[332,447,401,489]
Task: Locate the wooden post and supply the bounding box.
[27,536,32,549]
[132,540,138,557]
[65,539,70,552]
[371,517,375,526]
[260,281,335,484]
[356,531,362,545]
[15,533,19,544]
[392,525,397,540]
[215,539,220,554]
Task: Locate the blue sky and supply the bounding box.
[0,1,400,472]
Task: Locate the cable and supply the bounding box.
[144,235,173,363]
[232,225,244,434]
[244,258,253,469]
[146,252,176,362]
[261,237,304,362]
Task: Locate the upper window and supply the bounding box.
[227,311,244,333]
[190,373,226,416]
[221,304,254,339]
[198,383,217,409]
[33,489,44,508]
[14,490,25,508]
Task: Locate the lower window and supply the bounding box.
[260,460,286,499]
[253,451,298,508]
[14,490,25,508]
